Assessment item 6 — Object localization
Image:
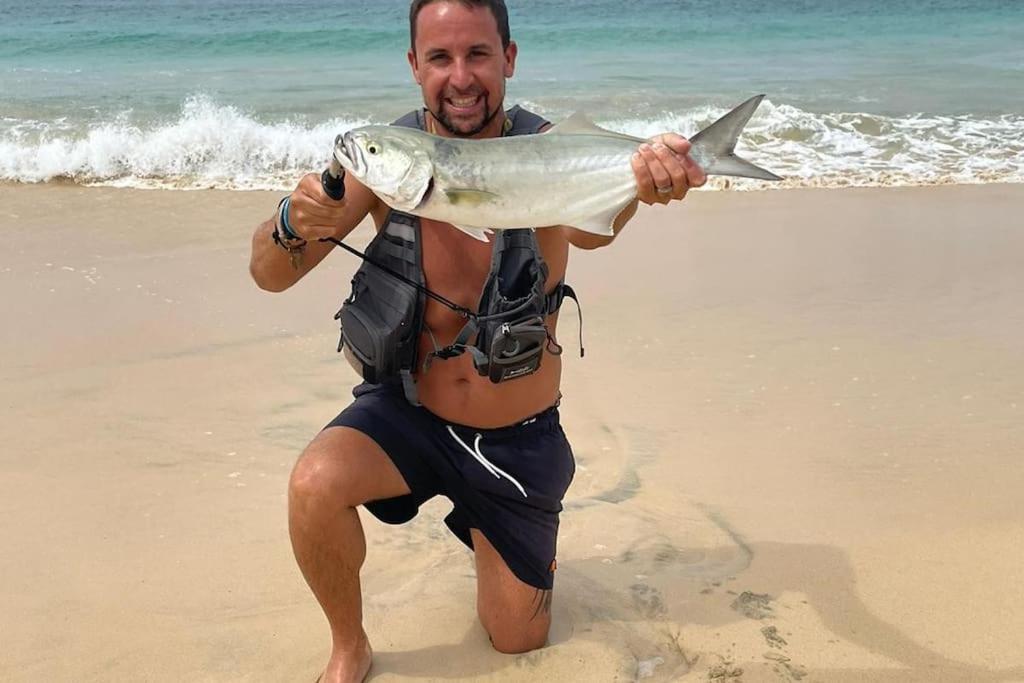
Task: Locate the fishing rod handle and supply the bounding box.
[321,161,346,201]
[321,134,346,201]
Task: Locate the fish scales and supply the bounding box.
[333,95,782,240]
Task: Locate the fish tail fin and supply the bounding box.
[691,94,782,181]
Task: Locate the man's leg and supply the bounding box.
[471,528,552,654]
[289,426,412,683]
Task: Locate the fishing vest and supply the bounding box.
[335,106,580,405]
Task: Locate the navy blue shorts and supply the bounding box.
[324,382,575,590]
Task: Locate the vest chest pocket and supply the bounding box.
[336,265,420,384]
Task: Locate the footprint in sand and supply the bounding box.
[552,412,764,680]
[760,625,787,649]
[730,591,773,620]
[630,582,668,619]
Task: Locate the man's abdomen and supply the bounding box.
[413,321,562,429]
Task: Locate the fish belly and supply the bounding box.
[420,136,638,232]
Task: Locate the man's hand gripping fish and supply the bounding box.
[332,94,782,241]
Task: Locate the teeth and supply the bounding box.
[450,97,479,107]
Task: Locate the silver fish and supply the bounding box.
[333,94,781,241]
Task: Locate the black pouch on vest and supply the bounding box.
[467,229,554,383]
[484,315,549,382]
[334,215,423,385]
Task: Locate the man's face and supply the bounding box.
[408,1,517,138]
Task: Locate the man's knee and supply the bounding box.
[290,440,355,511]
[484,621,549,654]
[480,608,550,654]
[289,427,409,511]
[472,529,553,654]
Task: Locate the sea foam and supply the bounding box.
[591,100,1024,190]
[1,95,1021,191]
[0,96,371,190]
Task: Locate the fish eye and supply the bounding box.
[367,143,380,155]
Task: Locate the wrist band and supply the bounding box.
[273,196,307,269]
[277,196,304,241]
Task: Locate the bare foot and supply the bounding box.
[321,636,373,683]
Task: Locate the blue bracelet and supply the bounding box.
[277,196,303,241]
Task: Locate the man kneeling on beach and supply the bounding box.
[249,0,705,680]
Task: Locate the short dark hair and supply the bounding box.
[409,0,511,51]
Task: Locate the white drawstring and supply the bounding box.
[447,427,499,479]
[446,426,528,498]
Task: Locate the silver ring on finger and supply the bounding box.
[656,185,673,195]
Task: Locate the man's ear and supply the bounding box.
[503,40,518,78]
[407,48,421,85]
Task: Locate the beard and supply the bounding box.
[431,92,503,138]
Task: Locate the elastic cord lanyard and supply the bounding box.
[321,235,546,324]
[320,236,474,318]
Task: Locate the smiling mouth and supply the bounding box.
[445,94,483,112]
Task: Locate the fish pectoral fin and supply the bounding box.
[443,188,499,207]
[452,225,492,242]
[570,206,622,237]
[546,112,646,143]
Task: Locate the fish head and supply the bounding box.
[333,126,435,210]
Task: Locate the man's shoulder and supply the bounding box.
[391,109,424,129]
[506,105,549,136]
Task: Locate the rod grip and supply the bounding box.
[321,159,346,201]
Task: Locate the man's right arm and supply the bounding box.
[249,171,378,292]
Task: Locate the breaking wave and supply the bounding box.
[0,96,371,191]
[1,94,1021,191]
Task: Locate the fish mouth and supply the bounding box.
[333,132,364,177]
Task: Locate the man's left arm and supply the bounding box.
[563,133,707,250]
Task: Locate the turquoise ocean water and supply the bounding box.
[1,0,1021,190]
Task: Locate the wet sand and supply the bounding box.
[2,182,1023,681]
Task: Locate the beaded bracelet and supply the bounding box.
[273,196,307,269]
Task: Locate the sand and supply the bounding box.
[2,182,1024,682]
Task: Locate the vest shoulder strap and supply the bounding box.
[390,107,550,135]
[391,110,424,130]
[504,105,550,136]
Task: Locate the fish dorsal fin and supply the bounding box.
[545,112,646,143]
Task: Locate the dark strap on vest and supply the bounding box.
[392,105,549,136]
[551,283,584,358]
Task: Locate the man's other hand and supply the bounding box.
[630,134,707,205]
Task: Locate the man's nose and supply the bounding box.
[449,58,474,90]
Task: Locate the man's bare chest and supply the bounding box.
[420,219,495,311]
[369,204,570,331]
[421,219,569,305]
